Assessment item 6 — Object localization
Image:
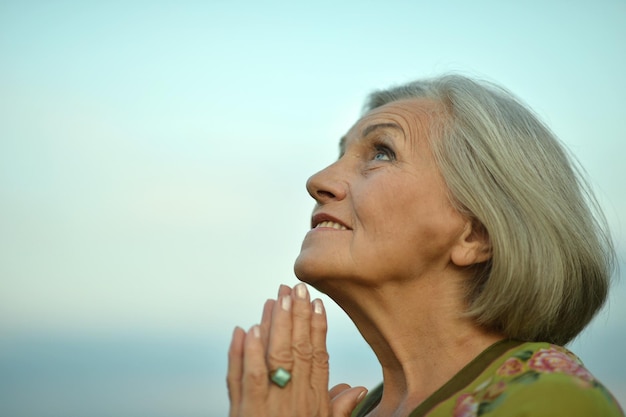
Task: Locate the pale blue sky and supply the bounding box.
[1,1,625,415]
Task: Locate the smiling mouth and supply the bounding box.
[315,221,348,230]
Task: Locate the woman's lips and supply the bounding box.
[310,213,350,230]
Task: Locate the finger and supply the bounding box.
[241,325,269,416]
[290,284,317,412]
[331,386,368,417]
[267,294,294,373]
[260,299,274,350]
[227,327,246,417]
[310,299,330,394]
[277,284,292,298]
[291,283,313,379]
[261,284,291,348]
[329,383,352,400]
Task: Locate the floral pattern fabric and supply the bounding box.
[441,343,623,417]
[352,341,624,417]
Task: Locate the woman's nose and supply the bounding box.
[305,162,347,204]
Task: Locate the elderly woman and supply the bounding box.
[227,75,623,417]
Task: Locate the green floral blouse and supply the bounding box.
[352,340,624,417]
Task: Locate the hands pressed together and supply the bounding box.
[227,283,367,417]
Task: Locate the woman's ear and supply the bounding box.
[450,220,492,267]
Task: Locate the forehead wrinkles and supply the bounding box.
[371,102,435,154]
[339,99,440,154]
[407,106,439,154]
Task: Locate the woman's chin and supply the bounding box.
[293,255,319,284]
[293,253,339,288]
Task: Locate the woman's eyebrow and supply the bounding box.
[362,122,403,137]
[339,122,404,155]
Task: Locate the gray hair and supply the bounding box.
[365,75,615,345]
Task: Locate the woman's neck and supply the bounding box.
[320,274,504,417]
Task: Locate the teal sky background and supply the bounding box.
[1,1,625,416]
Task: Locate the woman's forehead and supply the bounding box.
[366,98,441,121]
[340,98,440,149]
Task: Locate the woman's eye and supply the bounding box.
[374,152,391,161]
[373,145,395,161]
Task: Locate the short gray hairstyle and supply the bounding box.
[365,75,615,345]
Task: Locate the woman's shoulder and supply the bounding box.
[353,341,624,417]
[439,341,624,417]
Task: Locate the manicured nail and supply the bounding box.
[281,295,292,311]
[251,325,260,338]
[313,299,324,314]
[357,389,368,402]
[295,283,307,299]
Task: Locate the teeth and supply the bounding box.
[316,221,347,230]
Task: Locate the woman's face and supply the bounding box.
[294,99,469,288]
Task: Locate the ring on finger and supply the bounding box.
[269,367,292,388]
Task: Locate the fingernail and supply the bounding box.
[313,299,324,314]
[357,389,368,402]
[251,325,260,338]
[281,295,292,311]
[295,283,307,299]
